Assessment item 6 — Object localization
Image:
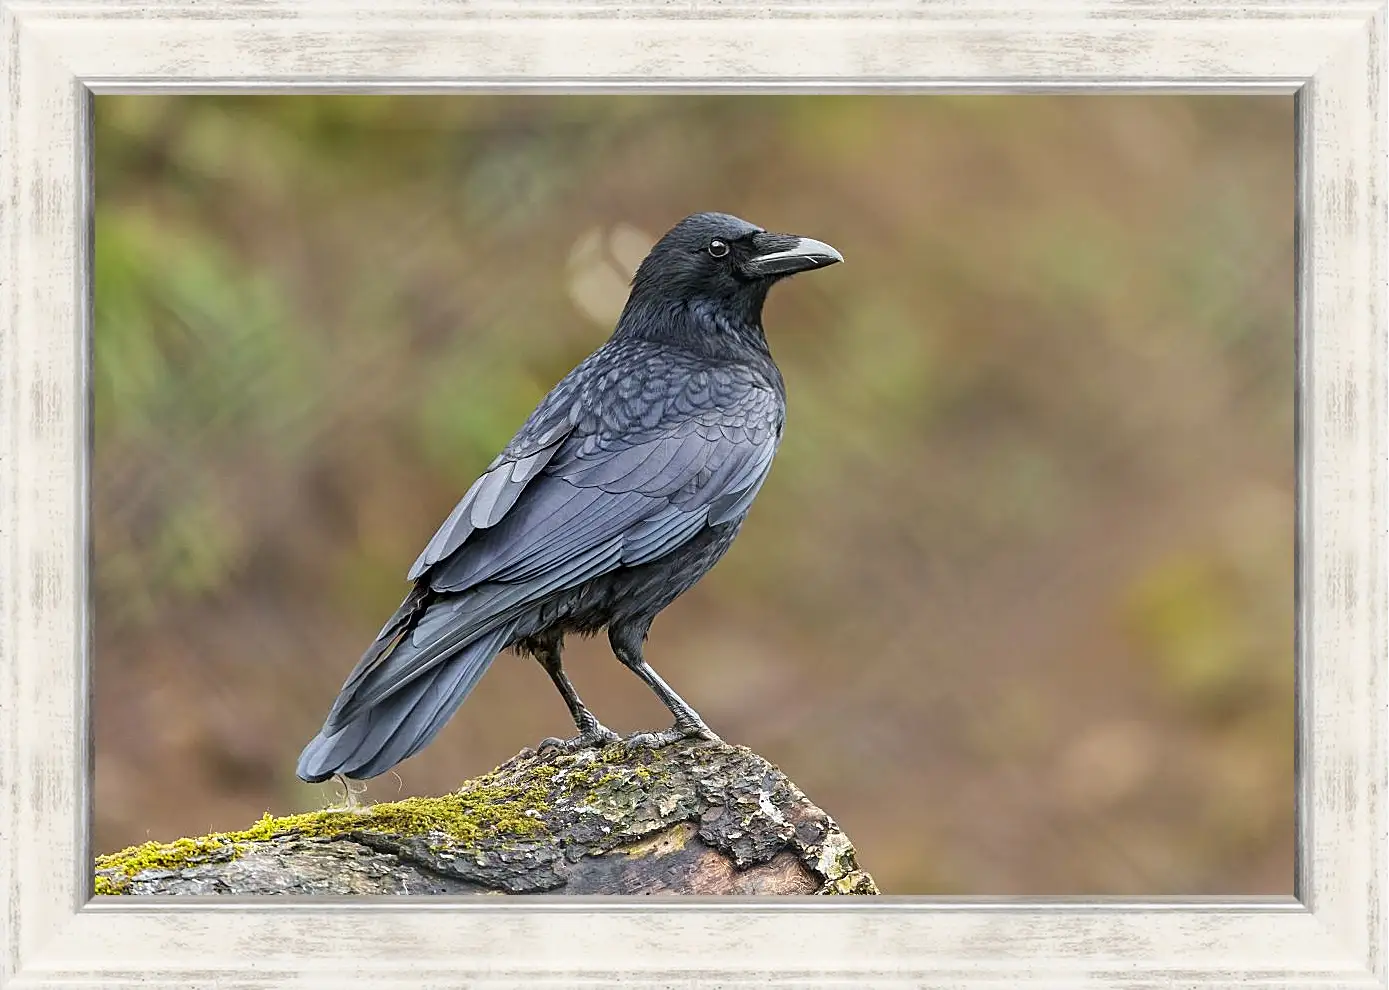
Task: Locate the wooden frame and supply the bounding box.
[1,2,1383,986]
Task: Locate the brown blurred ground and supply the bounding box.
[93,95,1294,894]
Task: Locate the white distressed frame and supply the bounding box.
[0,0,1383,986]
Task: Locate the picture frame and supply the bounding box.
[1,1,1383,986]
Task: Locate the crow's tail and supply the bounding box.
[295,618,519,783]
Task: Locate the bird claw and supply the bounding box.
[622,723,722,751]
[536,723,622,757]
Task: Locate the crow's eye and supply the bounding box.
[707,239,730,259]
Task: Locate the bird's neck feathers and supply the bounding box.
[612,285,774,363]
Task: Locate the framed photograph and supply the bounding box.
[2,1,1384,986]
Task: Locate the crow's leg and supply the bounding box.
[532,638,620,755]
[608,621,722,749]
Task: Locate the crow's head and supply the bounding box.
[624,212,842,325]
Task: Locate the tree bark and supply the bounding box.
[95,741,878,896]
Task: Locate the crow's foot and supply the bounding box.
[537,723,622,757]
[622,723,722,751]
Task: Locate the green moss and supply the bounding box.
[547,749,679,819]
[590,745,666,784]
[557,763,625,794]
[598,744,631,765]
[550,745,665,795]
[93,763,557,895]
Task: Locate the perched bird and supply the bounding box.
[296,212,842,783]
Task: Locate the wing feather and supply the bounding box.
[621,504,712,565]
[406,422,574,580]
[428,386,780,594]
[639,432,718,497]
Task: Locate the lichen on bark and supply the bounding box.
[95,741,878,897]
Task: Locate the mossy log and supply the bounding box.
[95,741,878,896]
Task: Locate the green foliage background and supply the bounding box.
[94,95,1293,894]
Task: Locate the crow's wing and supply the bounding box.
[330,378,782,724]
[403,338,693,580]
[429,383,782,592]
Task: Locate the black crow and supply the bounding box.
[296,212,842,783]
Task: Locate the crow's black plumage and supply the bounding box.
[296,212,842,783]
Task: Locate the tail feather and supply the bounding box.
[296,619,518,782]
[321,584,431,732]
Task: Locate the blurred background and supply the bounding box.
[93,95,1293,895]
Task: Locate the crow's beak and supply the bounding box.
[741,233,844,278]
